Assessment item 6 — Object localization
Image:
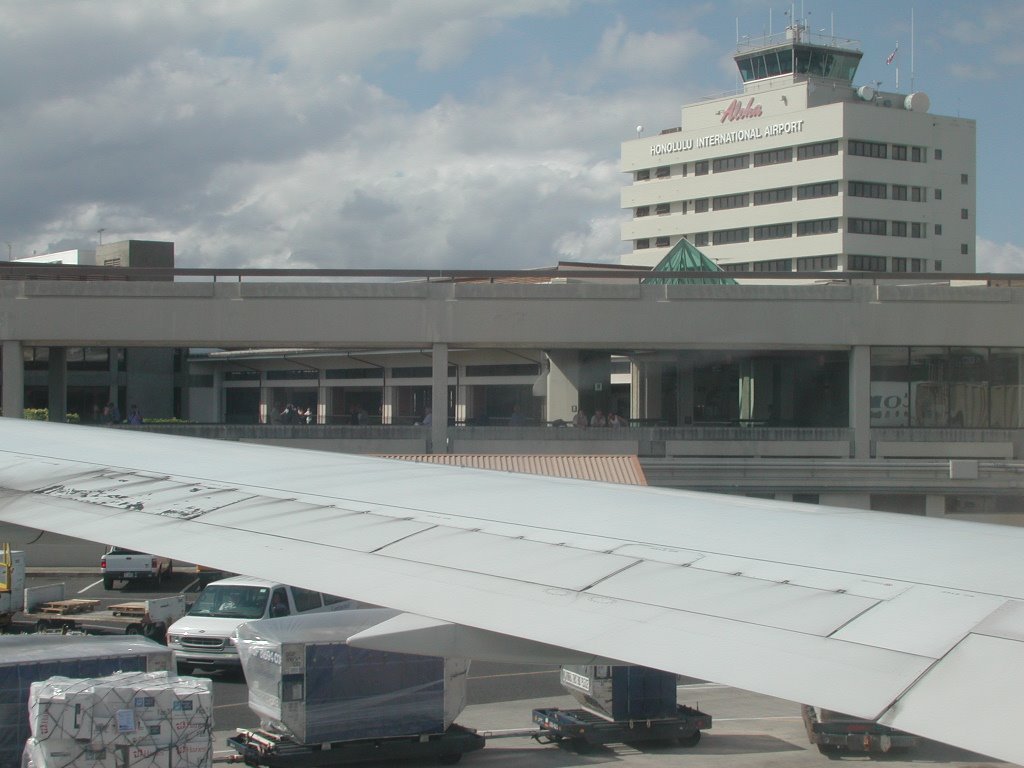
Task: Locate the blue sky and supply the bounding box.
[1,1,1021,271]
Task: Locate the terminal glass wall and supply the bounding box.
[871,346,1024,428]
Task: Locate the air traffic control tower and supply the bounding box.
[621,21,976,275]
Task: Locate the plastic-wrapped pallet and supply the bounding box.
[23,671,212,768]
[236,609,469,744]
[0,635,171,768]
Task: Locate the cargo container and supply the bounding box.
[0,635,171,768]
[235,610,468,745]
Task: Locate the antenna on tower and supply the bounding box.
[910,7,916,91]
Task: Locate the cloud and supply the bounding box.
[977,239,1024,273]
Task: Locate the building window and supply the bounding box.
[849,254,887,271]
[911,222,926,239]
[961,243,969,255]
[712,153,749,173]
[694,233,709,247]
[797,255,838,270]
[911,258,924,272]
[848,217,887,235]
[753,187,792,205]
[892,144,908,161]
[891,221,908,237]
[636,238,650,249]
[849,139,887,159]
[961,208,969,220]
[721,263,748,272]
[935,224,943,235]
[891,185,908,201]
[753,147,792,166]
[635,206,649,217]
[797,181,838,200]
[751,259,793,272]
[911,186,926,202]
[934,148,943,160]
[849,181,887,199]
[911,146,924,162]
[934,188,942,200]
[712,227,750,245]
[797,218,839,236]
[694,198,709,213]
[935,260,943,271]
[961,173,969,184]
[797,140,839,160]
[655,236,670,247]
[712,193,748,211]
[695,160,709,176]
[893,257,907,272]
[635,169,650,181]
[753,223,792,241]
[655,202,670,214]
[655,165,670,178]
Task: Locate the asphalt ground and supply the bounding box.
[10,570,1005,768]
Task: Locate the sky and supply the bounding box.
[2,0,1022,272]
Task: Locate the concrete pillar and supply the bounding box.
[849,345,871,459]
[2,341,24,418]
[47,347,67,422]
[260,386,273,424]
[108,347,120,411]
[545,350,582,422]
[925,494,947,518]
[382,385,395,425]
[127,348,174,419]
[431,342,448,453]
[317,385,329,425]
[212,368,224,423]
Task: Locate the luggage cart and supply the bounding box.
[532,704,711,752]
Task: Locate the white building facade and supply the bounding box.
[621,25,976,275]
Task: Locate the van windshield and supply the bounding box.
[188,585,269,619]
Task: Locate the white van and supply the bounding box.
[166,575,355,673]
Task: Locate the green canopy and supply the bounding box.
[643,239,737,285]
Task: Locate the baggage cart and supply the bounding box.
[532,704,711,752]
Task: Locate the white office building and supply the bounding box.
[621,23,976,274]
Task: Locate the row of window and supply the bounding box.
[634,139,968,181]
[634,177,963,218]
[720,255,934,273]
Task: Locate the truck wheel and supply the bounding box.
[143,622,165,640]
[35,620,51,632]
[103,576,114,590]
[678,731,701,747]
[126,624,142,635]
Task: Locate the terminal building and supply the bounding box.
[620,22,976,275]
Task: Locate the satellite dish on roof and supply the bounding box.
[636,125,644,136]
[856,84,876,102]
[904,92,930,112]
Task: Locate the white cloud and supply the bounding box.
[977,239,1024,273]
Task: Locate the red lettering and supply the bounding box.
[720,98,763,123]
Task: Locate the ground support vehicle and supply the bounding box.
[0,544,25,627]
[101,546,173,589]
[19,583,186,640]
[532,705,711,752]
[802,704,918,755]
[227,725,486,767]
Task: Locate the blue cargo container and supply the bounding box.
[0,635,171,768]
[236,610,468,745]
[560,664,678,722]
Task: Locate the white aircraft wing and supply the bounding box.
[0,418,1022,764]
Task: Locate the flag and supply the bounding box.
[886,45,899,65]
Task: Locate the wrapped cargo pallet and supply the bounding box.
[236,609,469,744]
[24,671,212,768]
[0,636,170,768]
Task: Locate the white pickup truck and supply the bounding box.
[100,546,173,589]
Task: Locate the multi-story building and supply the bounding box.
[621,23,976,275]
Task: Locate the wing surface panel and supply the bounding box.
[589,560,878,636]
[878,633,1024,762]
[832,587,1008,658]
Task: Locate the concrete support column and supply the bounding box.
[431,343,448,453]
[317,386,330,424]
[849,345,871,459]
[2,341,24,418]
[211,369,224,423]
[47,347,67,422]
[381,385,395,425]
[925,494,947,518]
[260,386,273,424]
[545,350,582,423]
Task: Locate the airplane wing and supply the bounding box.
[0,418,1021,764]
